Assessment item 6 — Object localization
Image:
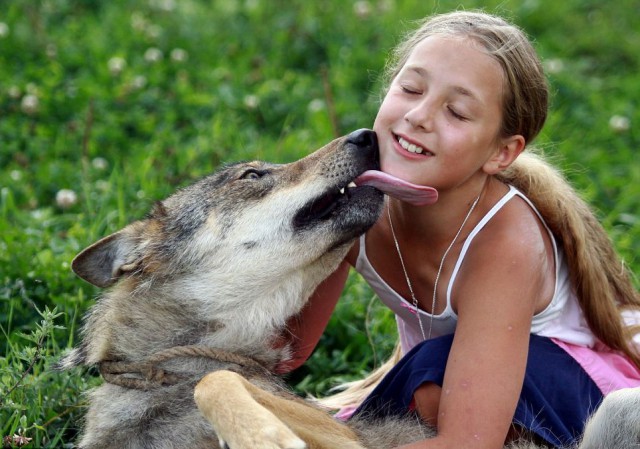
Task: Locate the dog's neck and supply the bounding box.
[98,344,273,390]
[80,278,303,370]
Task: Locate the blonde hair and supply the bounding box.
[320,10,640,411]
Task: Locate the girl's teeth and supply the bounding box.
[398,137,424,154]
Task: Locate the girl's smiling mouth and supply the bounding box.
[394,134,434,157]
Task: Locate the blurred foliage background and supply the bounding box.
[1,0,639,446]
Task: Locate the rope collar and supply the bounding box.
[98,345,269,390]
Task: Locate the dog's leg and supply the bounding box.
[195,370,365,449]
[196,370,307,449]
[578,387,640,449]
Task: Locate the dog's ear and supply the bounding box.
[72,223,144,288]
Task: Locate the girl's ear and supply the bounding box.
[483,134,526,175]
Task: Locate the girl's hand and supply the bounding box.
[273,260,351,373]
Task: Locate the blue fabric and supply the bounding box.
[351,334,603,447]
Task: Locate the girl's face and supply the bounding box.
[373,35,512,193]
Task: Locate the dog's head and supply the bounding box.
[73,129,384,293]
[60,129,438,368]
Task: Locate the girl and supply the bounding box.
[279,11,640,448]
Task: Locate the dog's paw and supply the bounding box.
[259,424,306,449]
[218,424,306,449]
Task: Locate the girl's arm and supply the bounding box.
[398,206,550,448]
[275,259,351,373]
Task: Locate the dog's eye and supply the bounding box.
[240,169,264,180]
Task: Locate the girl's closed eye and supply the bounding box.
[400,84,422,95]
[447,105,469,121]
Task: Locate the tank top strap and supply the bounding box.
[445,186,520,303]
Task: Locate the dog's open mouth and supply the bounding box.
[292,171,438,229]
[292,181,361,229]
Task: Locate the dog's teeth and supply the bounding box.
[339,182,357,195]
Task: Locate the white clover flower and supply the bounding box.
[95,180,110,191]
[56,189,78,209]
[308,99,325,112]
[131,75,147,90]
[243,95,259,109]
[136,190,146,199]
[0,22,9,38]
[144,47,163,63]
[4,435,31,447]
[108,57,127,76]
[145,25,162,40]
[377,0,392,12]
[153,0,176,12]
[91,157,109,170]
[31,209,46,220]
[353,1,372,18]
[31,209,46,221]
[609,115,630,133]
[170,48,188,63]
[10,170,22,181]
[130,12,147,31]
[21,94,39,115]
[543,58,564,74]
[8,86,21,99]
[245,0,259,11]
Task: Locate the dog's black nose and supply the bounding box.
[346,129,377,148]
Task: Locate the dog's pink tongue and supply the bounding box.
[355,170,438,206]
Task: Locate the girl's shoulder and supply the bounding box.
[475,187,553,255]
[453,188,557,313]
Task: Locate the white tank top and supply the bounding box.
[355,186,597,355]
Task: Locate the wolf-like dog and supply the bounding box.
[60,129,639,449]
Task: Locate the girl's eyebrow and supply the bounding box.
[404,65,481,103]
[452,85,478,102]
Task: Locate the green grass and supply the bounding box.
[1,0,639,446]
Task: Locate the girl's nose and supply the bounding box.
[404,99,434,131]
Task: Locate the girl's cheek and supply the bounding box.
[376,95,400,122]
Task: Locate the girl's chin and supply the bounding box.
[379,162,423,185]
